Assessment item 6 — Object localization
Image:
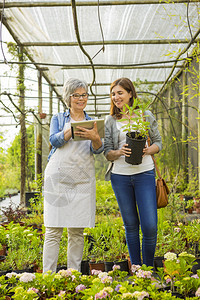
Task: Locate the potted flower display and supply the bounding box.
[119,98,150,165]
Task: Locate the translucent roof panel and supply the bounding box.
[1,0,200,113]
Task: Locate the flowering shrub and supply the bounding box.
[0,256,200,299]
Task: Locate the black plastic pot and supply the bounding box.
[114,259,129,272]
[192,258,200,274]
[81,260,89,275]
[125,132,147,165]
[153,256,164,271]
[104,261,114,272]
[25,192,39,207]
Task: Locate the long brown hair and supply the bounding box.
[110,78,138,119]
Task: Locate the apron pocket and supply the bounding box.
[59,166,90,186]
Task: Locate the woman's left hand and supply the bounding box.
[143,144,159,156]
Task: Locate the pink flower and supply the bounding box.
[58,290,66,296]
[95,290,109,299]
[131,264,141,273]
[58,269,72,277]
[174,227,181,232]
[27,288,39,293]
[166,277,172,284]
[112,264,120,271]
[76,284,86,293]
[91,269,102,275]
[136,269,152,279]
[101,275,113,284]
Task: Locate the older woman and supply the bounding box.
[43,78,103,273]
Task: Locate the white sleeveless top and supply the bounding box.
[44,121,96,228]
[112,122,154,175]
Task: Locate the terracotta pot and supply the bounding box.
[89,261,105,273]
[127,257,133,275]
[0,245,7,256]
[39,112,47,119]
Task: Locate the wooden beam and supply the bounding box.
[22,39,200,46]
[1,0,199,8]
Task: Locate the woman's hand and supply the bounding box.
[120,144,132,157]
[64,128,72,141]
[106,144,131,161]
[143,144,159,156]
[75,122,102,150]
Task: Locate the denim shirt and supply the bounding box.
[48,109,104,161]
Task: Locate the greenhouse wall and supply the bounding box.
[159,50,199,186]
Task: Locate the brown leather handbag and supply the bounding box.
[147,137,169,208]
[151,155,170,208]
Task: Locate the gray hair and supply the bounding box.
[63,78,88,107]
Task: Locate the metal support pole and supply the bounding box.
[182,71,188,182]
[49,85,53,122]
[19,46,26,206]
[36,70,43,177]
[198,60,200,191]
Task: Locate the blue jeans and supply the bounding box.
[111,170,157,266]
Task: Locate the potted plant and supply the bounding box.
[119,98,150,165]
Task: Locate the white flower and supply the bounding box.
[19,273,36,282]
[98,272,108,278]
[132,291,149,299]
[164,252,177,261]
[195,287,200,297]
[6,272,18,278]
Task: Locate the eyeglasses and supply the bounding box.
[70,93,89,99]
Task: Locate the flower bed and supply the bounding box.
[1,252,200,299]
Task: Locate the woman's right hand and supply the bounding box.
[120,144,132,157]
[106,144,131,161]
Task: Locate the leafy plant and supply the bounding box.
[119,98,150,139]
[1,202,27,223]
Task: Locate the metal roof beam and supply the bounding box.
[1,0,199,8]
[22,39,200,46]
[52,81,164,86]
[61,64,182,69]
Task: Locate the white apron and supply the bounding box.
[44,122,96,228]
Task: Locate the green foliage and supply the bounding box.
[96,180,119,217]
[94,153,109,181]
[119,98,150,139]
[0,125,35,197]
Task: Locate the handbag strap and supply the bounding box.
[147,137,162,179]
